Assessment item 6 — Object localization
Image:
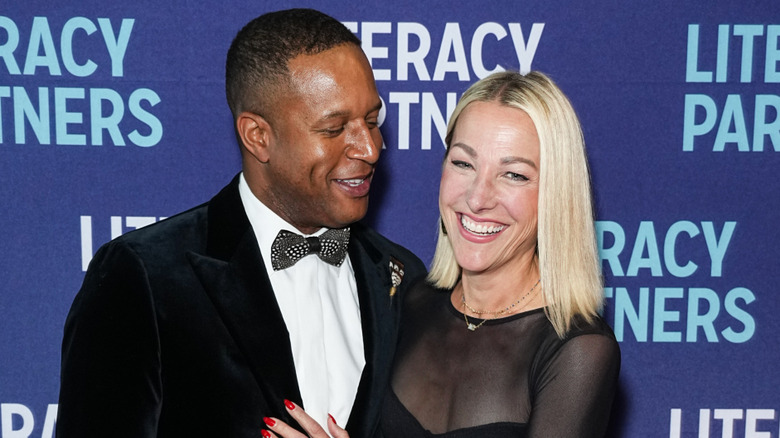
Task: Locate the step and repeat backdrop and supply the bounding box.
[1,0,778,436]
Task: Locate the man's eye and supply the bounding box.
[321,127,344,136]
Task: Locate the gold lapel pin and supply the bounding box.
[389,258,404,298]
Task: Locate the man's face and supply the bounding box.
[261,44,383,234]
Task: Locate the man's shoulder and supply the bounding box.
[350,222,409,254]
[83,202,210,276]
[350,222,426,273]
[109,177,241,255]
[115,202,210,249]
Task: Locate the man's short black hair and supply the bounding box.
[225,8,361,119]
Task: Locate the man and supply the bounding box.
[56,9,426,438]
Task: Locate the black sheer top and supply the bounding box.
[380,281,620,437]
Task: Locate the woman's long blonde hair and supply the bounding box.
[428,71,603,338]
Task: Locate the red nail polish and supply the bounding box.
[263,417,276,427]
[328,414,337,426]
[261,430,271,438]
[284,399,295,410]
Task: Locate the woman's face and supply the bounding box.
[439,100,540,277]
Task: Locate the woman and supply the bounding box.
[263,71,620,437]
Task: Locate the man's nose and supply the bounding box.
[345,121,381,164]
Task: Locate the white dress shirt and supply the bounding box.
[238,174,365,430]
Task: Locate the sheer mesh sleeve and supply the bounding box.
[526,331,621,437]
[381,281,620,438]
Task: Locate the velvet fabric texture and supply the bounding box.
[56,175,427,438]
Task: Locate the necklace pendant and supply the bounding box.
[467,322,477,331]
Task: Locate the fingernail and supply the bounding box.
[263,417,276,427]
[261,430,271,438]
[284,399,295,410]
[328,414,337,426]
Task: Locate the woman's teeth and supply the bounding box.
[461,216,505,235]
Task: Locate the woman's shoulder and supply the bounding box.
[399,278,455,323]
[566,314,618,342]
[405,277,450,301]
[533,314,620,371]
[556,315,621,370]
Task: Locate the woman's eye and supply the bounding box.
[451,160,472,169]
[506,172,529,181]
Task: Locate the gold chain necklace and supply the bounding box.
[462,278,541,331]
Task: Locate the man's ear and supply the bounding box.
[236,111,272,163]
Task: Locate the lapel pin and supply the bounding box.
[388,257,404,298]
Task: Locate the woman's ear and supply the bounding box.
[236,111,272,163]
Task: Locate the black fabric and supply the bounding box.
[380,281,620,437]
[56,175,427,438]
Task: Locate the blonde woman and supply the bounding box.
[264,71,620,438]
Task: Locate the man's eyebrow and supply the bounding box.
[318,101,383,122]
[319,110,350,121]
[368,100,383,114]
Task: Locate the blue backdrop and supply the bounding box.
[1,1,779,436]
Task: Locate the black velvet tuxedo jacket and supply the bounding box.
[56,175,426,438]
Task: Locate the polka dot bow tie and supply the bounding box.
[270,228,350,271]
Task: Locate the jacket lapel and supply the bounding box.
[186,177,302,420]
[345,224,401,437]
[184,178,402,434]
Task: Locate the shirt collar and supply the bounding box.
[238,173,327,275]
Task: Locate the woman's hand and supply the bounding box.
[261,399,349,438]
